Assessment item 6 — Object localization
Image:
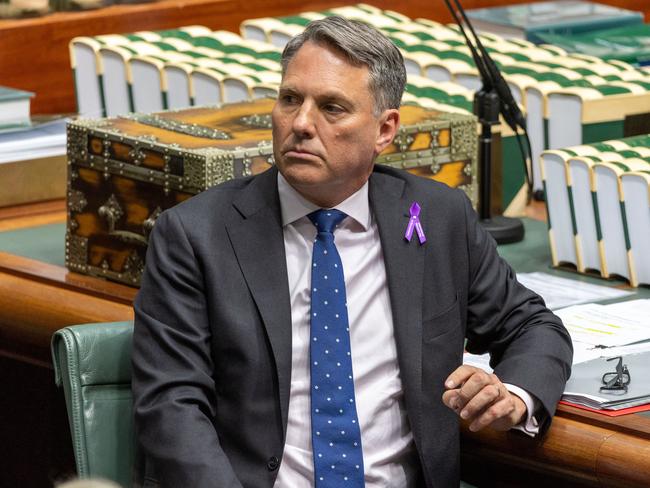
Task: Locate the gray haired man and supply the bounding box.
[133,16,572,488]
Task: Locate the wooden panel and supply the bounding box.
[1,0,648,115]
[461,409,650,487]
[0,246,135,364]
[0,198,66,230]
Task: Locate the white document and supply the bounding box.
[516,272,633,310]
[598,299,650,321]
[466,299,650,366]
[555,302,650,348]
[571,341,603,365]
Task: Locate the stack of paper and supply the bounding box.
[0,118,67,164]
[557,296,650,412]
[555,299,650,364]
[516,272,633,310]
[463,273,650,412]
[464,274,647,361]
[563,351,650,410]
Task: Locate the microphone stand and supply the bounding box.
[443,0,527,244]
[475,90,524,242]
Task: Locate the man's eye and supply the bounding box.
[323,104,344,114]
[281,94,299,104]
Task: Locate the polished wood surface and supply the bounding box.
[0,256,135,361]
[0,155,67,207]
[461,403,650,487]
[0,198,66,230]
[1,0,648,115]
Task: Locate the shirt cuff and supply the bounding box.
[503,383,540,437]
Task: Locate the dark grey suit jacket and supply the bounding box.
[132,165,572,488]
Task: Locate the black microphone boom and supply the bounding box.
[451,0,527,133]
[442,0,529,243]
[442,0,492,90]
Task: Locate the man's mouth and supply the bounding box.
[283,148,320,160]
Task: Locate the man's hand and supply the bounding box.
[442,365,527,432]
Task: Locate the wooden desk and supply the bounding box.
[461,404,650,487]
[1,200,650,487]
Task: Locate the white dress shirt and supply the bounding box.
[273,173,538,487]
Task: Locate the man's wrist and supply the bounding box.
[510,392,528,424]
[504,383,540,436]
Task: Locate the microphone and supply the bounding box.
[443,0,531,243]
[448,0,527,132]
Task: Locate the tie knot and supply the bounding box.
[308,209,347,234]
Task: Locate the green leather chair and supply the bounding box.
[52,321,135,488]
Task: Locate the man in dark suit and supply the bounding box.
[132,16,572,488]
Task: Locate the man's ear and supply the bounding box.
[375,108,400,155]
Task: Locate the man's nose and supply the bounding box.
[292,102,316,138]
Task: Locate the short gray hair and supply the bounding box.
[281,16,407,115]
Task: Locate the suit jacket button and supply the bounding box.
[267,456,280,471]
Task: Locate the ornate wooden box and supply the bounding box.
[382,102,477,201]
[65,98,477,286]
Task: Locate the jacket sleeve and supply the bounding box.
[461,194,573,431]
[132,209,243,488]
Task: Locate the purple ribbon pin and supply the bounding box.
[404,202,426,244]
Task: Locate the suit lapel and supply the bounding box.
[369,170,425,441]
[225,167,292,436]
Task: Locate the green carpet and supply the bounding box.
[0,223,66,266]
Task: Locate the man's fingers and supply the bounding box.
[467,396,515,432]
[442,367,528,432]
[442,389,462,411]
[467,392,528,432]
[444,365,484,390]
[457,382,502,421]
[449,370,498,411]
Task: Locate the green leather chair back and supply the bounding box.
[52,321,134,488]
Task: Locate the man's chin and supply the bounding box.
[278,158,322,177]
[278,165,329,189]
[279,169,323,188]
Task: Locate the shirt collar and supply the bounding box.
[277,172,371,231]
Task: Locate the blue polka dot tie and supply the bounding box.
[308,209,365,487]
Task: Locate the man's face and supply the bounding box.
[272,41,399,207]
